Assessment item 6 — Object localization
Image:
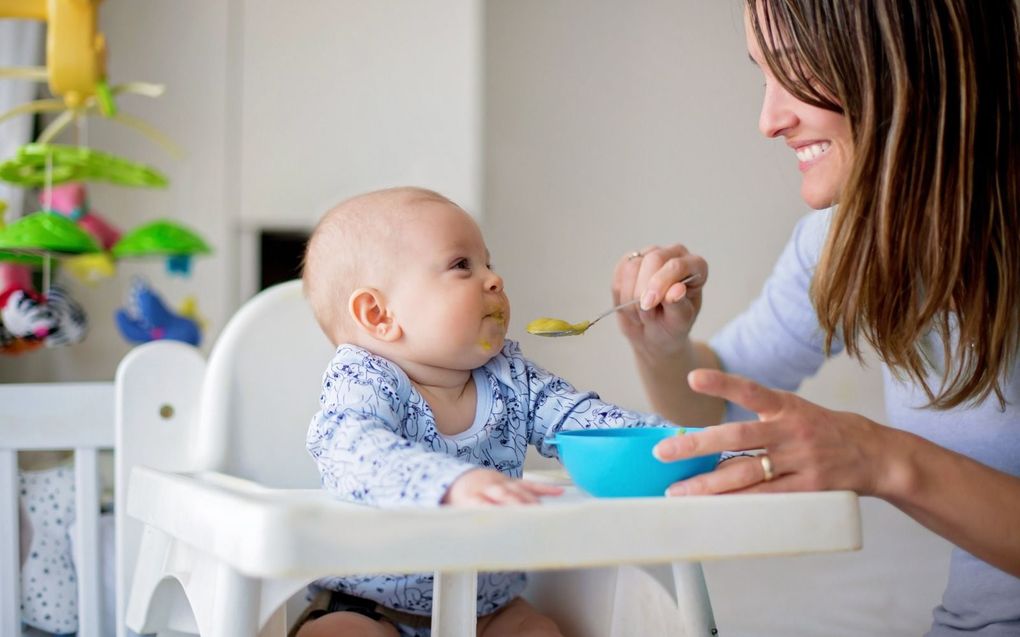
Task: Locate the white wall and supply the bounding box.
[235,0,483,298]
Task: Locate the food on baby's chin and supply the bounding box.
[485,309,507,328]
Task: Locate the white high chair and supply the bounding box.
[115,280,861,637]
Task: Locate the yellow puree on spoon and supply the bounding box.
[526,317,591,336]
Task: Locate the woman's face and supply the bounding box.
[745,9,853,209]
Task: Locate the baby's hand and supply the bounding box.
[443,469,564,506]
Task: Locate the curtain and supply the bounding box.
[0,19,44,222]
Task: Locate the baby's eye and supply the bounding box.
[452,258,470,270]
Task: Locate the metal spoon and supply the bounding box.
[527,273,700,337]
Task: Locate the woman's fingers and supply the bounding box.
[654,419,771,461]
[613,244,662,305]
[613,244,701,307]
[656,373,886,497]
[666,456,761,495]
[664,454,794,496]
[688,368,786,417]
[640,253,707,310]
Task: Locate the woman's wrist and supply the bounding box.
[633,338,725,425]
[868,423,924,501]
[632,333,698,370]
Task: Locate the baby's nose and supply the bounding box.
[487,272,504,292]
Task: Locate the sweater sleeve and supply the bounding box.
[709,209,844,422]
[491,340,672,459]
[306,346,476,507]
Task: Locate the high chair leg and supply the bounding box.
[432,570,478,637]
[258,604,288,637]
[211,563,260,637]
[671,561,716,636]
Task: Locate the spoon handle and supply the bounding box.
[589,298,639,325]
[590,272,701,325]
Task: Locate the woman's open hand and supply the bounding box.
[611,244,708,356]
[653,369,896,497]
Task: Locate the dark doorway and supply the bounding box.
[259,230,309,291]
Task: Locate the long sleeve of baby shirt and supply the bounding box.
[484,340,673,458]
[306,345,478,507]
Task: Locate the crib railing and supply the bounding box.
[0,382,114,637]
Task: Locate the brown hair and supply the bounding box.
[747,0,1020,408]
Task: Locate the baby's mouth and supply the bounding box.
[486,309,507,324]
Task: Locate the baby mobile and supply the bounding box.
[0,0,211,355]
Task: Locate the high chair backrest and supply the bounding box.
[114,279,334,637]
[195,279,334,488]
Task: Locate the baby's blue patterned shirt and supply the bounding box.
[306,339,669,617]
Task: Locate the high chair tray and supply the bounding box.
[128,465,860,579]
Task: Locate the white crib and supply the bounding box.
[1,382,113,637]
[1,280,870,637]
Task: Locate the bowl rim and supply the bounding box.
[549,426,703,444]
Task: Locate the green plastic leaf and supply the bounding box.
[112,220,212,258]
[0,143,168,189]
[0,250,45,266]
[0,211,101,254]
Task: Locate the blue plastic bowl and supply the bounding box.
[548,427,720,498]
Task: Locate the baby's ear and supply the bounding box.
[348,288,402,342]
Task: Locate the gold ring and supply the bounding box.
[759,454,775,482]
[627,251,642,260]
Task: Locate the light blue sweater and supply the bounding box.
[710,209,1020,635]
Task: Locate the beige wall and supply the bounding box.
[484,0,884,423]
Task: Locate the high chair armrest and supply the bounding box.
[127,465,861,581]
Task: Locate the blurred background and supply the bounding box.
[2,2,949,635]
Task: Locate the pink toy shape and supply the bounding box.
[40,183,122,250]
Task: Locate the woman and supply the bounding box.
[612,1,1020,633]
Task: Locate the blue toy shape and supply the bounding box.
[115,277,201,346]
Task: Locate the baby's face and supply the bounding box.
[386,201,510,370]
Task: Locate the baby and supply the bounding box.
[298,187,675,637]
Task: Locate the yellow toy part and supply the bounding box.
[64,251,115,283]
[0,0,104,108]
[177,295,206,331]
[0,1,180,156]
[0,0,106,109]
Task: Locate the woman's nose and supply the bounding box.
[759,82,797,138]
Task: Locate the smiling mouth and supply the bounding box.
[795,141,831,162]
